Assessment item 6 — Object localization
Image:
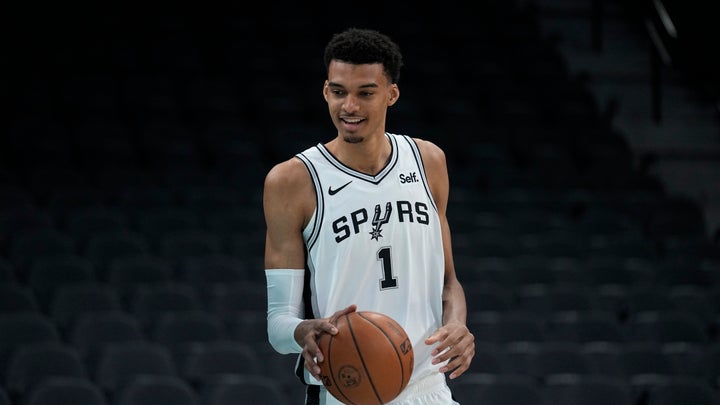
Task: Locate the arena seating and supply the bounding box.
[3,1,719,404]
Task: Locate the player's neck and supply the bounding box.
[330,133,391,176]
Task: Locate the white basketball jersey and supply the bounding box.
[296,133,446,385]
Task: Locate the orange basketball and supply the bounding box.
[317,311,414,405]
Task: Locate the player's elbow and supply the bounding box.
[268,333,294,355]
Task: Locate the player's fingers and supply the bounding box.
[330,304,357,321]
[314,321,338,336]
[427,327,456,356]
[445,351,473,379]
[326,305,357,334]
[424,328,448,348]
[302,347,322,379]
[444,336,475,379]
[432,325,473,361]
[430,340,452,361]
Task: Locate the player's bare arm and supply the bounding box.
[264,158,357,379]
[264,157,314,269]
[415,138,476,379]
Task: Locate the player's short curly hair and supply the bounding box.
[324,28,404,84]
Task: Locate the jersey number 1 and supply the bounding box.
[377,247,398,289]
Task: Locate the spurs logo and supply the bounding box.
[331,200,430,243]
[369,202,392,241]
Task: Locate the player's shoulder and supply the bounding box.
[264,155,311,191]
[408,136,447,164]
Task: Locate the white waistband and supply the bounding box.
[319,372,450,404]
[391,372,448,403]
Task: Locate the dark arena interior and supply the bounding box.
[2,1,720,404]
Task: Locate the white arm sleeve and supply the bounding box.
[265,269,305,354]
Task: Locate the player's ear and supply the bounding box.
[323,80,330,101]
[387,84,399,106]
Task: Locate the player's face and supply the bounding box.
[323,61,399,144]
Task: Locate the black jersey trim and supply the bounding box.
[402,135,438,213]
[295,152,323,251]
[315,133,399,185]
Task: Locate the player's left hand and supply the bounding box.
[425,322,475,379]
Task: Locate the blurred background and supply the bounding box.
[2,0,720,404]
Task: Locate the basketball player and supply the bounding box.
[264,27,475,404]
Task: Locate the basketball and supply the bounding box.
[317,311,414,405]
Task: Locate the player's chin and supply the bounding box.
[341,133,364,144]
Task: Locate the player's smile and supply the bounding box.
[340,116,365,131]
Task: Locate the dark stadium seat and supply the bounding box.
[645,377,720,405]
[625,286,677,315]
[543,374,634,405]
[0,284,40,314]
[46,187,106,222]
[525,341,594,380]
[203,209,264,238]
[462,282,514,313]
[516,284,595,315]
[116,186,175,217]
[516,230,587,259]
[587,233,659,260]
[105,255,175,300]
[662,342,714,381]
[9,229,76,272]
[206,282,267,315]
[84,231,150,273]
[546,310,626,344]
[24,376,108,405]
[150,311,227,365]
[94,341,178,394]
[469,311,547,345]
[114,375,199,405]
[180,341,261,385]
[507,255,561,286]
[585,256,656,288]
[64,207,130,248]
[48,282,123,331]
[5,342,89,396]
[134,208,202,242]
[0,258,16,283]
[27,256,96,309]
[455,256,513,285]
[201,374,289,405]
[157,231,224,261]
[0,387,9,405]
[450,373,543,405]
[0,313,61,382]
[668,285,715,324]
[580,341,626,377]
[177,185,247,213]
[179,255,249,291]
[129,282,203,326]
[625,310,710,344]
[70,124,138,171]
[465,342,508,375]
[224,311,268,349]
[68,311,146,369]
[0,187,35,212]
[0,210,54,255]
[620,343,680,394]
[657,257,715,287]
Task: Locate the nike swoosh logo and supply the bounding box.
[328,181,352,195]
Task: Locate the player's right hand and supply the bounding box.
[296,304,357,380]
